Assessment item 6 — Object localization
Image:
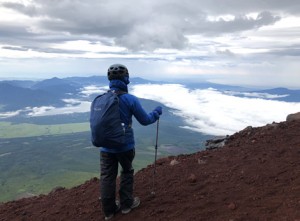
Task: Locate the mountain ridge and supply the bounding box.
[0,82,64,110]
[1,76,299,113]
[1,116,299,221]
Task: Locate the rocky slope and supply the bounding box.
[0,118,300,221]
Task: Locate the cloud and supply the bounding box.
[2,46,29,52]
[116,23,188,51]
[0,22,35,41]
[131,84,300,136]
[1,2,38,16]
[0,110,21,118]
[0,0,300,88]
[80,85,108,97]
[0,0,285,51]
[223,91,289,99]
[185,11,280,36]
[0,152,12,158]
[23,86,108,116]
[26,100,91,117]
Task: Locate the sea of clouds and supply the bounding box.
[1,84,300,136]
[132,84,300,136]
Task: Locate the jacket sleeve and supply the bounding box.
[131,96,158,126]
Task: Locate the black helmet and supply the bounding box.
[107,64,129,81]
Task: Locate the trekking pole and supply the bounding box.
[151,118,159,196]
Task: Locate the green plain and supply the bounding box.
[0,122,89,138]
[0,119,209,203]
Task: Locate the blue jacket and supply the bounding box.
[100,79,159,153]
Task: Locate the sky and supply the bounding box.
[0,0,300,88]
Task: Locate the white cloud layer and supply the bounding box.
[131,84,300,136]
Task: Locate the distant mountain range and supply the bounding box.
[1,76,165,110]
[256,87,300,102]
[0,82,64,110]
[1,76,300,112]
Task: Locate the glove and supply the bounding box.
[154,106,162,115]
[153,106,162,119]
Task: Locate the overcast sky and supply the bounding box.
[0,0,300,88]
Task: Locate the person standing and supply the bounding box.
[99,64,162,220]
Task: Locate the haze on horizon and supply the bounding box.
[0,0,300,88]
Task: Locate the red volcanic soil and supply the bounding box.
[0,120,300,221]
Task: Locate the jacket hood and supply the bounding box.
[109,79,128,92]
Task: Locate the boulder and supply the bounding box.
[205,136,229,150]
[170,159,179,166]
[286,112,300,122]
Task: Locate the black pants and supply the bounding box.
[100,149,135,216]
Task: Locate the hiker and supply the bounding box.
[99,64,162,220]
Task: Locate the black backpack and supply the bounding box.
[90,90,126,148]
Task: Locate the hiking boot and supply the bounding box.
[121,197,140,214]
[104,200,121,220]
